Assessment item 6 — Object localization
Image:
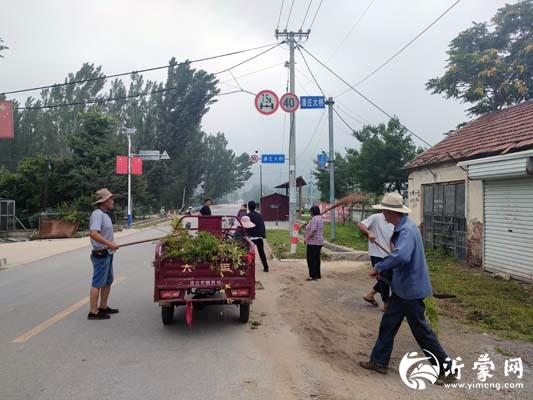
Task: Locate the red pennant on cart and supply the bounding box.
[0,101,14,139]
[185,299,193,328]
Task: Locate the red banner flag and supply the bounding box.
[131,157,142,175]
[116,156,142,175]
[116,155,128,174]
[0,101,14,139]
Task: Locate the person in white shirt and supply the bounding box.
[358,212,394,309]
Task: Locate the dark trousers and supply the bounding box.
[306,245,322,279]
[370,294,449,368]
[252,239,269,271]
[370,256,391,304]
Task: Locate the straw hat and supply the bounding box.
[240,215,256,229]
[92,188,114,205]
[372,192,411,214]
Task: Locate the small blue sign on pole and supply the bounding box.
[317,153,328,169]
[261,154,285,164]
[300,96,326,109]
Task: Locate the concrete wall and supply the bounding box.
[408,162,484,265]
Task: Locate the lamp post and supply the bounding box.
[120,127,137,228]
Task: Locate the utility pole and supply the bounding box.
[260,163,263,199]
[326,97,336,240]
[275,29,310,231]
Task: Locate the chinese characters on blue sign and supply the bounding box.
[261,154,285,163]
[300,96,325,109]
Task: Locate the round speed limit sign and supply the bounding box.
[255,90,279,115]
[280,93,299,113]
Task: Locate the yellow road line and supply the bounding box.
[12,276,127,343]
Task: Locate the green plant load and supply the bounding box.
[161,230,247,272]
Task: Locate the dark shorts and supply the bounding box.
[91,254,114,288]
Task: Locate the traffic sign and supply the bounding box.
[317,152,328,169]
[280,92,299,113]
[261,154,285,164]
[255,90,279,115]
[249,154,260,163]
[300,96,325,109]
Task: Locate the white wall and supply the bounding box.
[408,162,484,265]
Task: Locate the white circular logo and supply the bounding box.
[399,351,440,390]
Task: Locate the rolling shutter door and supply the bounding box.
[484,178,533,281]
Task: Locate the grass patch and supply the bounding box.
[426,250,533,341]
[266,228,307,259]
[324,221,368,251]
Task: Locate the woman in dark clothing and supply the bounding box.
[304,205,324,281]
[247,201,269,272]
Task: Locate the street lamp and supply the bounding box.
[120,126,137,228]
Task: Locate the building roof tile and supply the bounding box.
[406,101,533,169]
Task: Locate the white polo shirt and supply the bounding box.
[361,213,394,258]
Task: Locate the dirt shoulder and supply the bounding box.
[250,251,531,400]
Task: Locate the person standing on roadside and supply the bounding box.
[359,193,457,385]
[199,198,212,215]
[237,203,247,219]
[304,205,324,281]
[358,212,394,309]
[247,201,269,272]
[88,188,120,320]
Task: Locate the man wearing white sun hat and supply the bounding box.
[359,192,456,385]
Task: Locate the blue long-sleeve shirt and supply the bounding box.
[375,215,433,300]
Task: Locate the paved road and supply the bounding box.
[0,209,289,400]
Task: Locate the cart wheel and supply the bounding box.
[239,304,250,323]
[161,305,174,325]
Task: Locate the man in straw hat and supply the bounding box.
[88,188,120,320]
[359,192,457,385]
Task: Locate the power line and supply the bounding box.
[298,46,361,140]
[276,0,285,29]
[333,107,358,136]
[14,44,284,111]
[213,42,283,74]
[300,0,314,30]
[308,0,324,31]
[285,0,295,29]
[326,0,377,63]
[297,110,326,159]
[15,86,253,111]
[296,46,326,96]
[1,42,279,97]
[336,0,463,97]
[299,44,432,147]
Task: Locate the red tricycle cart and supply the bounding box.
[153,215,256,326]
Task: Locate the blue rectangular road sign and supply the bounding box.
[317,153,328,169]
[261,154,285,164]
[300,96,325,109]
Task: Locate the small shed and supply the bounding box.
[260,193,289,222]
[274,176,307,213]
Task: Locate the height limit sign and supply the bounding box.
[255,90,279,115]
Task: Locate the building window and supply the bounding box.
[422,181,466,261]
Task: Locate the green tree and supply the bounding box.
[426,0,533,115]
[352,118,420,195]
[201,132,252,200]
[313,151,359,202]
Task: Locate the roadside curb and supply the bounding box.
[0,221,171,270]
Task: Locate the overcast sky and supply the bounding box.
[0,0,517,188]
